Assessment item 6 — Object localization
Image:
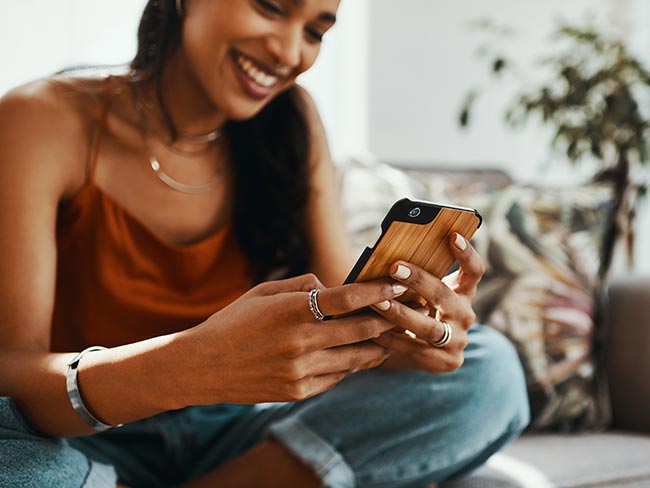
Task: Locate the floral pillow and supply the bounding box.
[338,157,614,431]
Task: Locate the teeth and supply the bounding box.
[236,53,279,88]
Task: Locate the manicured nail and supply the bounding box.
[454,234,467,250]
[393,264,411,280]
[373,300,391,311]
[392,284,408,295]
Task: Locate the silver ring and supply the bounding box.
[430,321,452,348]
[308,288,326,321]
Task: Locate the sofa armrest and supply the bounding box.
[605,275,650,432]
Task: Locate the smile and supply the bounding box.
[231,50,284,99]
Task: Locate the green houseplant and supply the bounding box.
[460,19,650,279]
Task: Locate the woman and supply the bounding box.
[0,0,529,486]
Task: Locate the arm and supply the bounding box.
[0,83,401,437]
[297,87,355,287]
[0,83,179,436]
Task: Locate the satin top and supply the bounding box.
[51,81,253,352]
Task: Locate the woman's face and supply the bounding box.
[180,0,340,120]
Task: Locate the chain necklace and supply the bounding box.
[130,86,222,194]
[129,79,222,157]
[147,149,220,194]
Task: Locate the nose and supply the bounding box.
[267,25,302,71]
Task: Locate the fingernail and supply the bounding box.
[393,264,411,280]
[392,284,408,295]
[416,306,430,316]
[454,234,467,250]
[373,300,391,311]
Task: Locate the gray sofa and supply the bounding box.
[340,159,650,487]
[444,275,650,488]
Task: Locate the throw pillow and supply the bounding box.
[338,157,614,431]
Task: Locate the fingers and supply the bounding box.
[312,279,408,317]
[308,311,397,349]
[253,273,325,296]
[388,261,464,317]
[448,233,486,298]
[286,371,350,401]
[372,331,464,372]
[306,342,389,376]
[370,298,452,346]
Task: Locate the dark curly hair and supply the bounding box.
[131,0,312,283]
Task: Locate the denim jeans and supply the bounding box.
[0,325,530,487]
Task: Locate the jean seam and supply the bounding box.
[267,416,357,487]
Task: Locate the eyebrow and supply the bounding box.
[288,0,337,24]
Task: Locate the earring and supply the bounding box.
[175,0,184,17]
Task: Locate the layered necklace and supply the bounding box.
[130,81,223,194]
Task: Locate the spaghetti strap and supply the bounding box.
[87,77,111,183]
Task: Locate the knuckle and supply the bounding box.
[283,338,306,358]
[286,381,309,401]
[340,289,361,311]
[463,310,477,327]
[357,315,381,340]
[303,273,319,286]
[446,354,464,371]
[281,359,306,381]
[476,259,486,277]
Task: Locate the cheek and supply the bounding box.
[298,46,322,76]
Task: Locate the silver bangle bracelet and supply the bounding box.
[66,346,123,432]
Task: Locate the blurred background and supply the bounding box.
[1,0,648,271]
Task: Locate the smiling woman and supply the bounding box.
[0,1,529,487]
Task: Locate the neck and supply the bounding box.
[142,47,228,138]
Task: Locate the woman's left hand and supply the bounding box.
[371,233,485,374]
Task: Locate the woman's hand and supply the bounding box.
[176,273,408,407]
[371,233,485,374]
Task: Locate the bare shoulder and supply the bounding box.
[0,76,103,200]
[292,84,322,126]
[292,85,332,164]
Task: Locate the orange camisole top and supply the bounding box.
[50,84,253,352]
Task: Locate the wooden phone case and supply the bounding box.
[345,198,482,285]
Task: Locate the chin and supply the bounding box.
[223,95,280,122]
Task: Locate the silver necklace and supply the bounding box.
[130,81,222,194]
[130,79,222,155]
[148,151,220,194]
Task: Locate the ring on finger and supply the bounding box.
[430,321,452,348]
[308,288,326,321]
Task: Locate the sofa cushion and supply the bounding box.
[442,432,650,487]
[338,157,615,431]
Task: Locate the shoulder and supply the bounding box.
[291,85,331,162]
[0,75,103,199]
[292,84,322,126]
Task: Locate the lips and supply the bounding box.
[230,49,284,99]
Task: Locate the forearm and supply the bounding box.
[1,332,186,437]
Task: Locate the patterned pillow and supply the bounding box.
[338,157,614,431]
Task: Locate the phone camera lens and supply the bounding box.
[409,207,421,218]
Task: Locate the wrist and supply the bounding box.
[79,332,190,425]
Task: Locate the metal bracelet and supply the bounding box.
[66,346,123,432]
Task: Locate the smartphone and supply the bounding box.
[344,198,483,285]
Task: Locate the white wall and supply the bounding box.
[368,0,650,271]
[0,0,148,92]
[368,0,616,179]
[0,0,366,162]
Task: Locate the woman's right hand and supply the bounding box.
[178,273,406,406]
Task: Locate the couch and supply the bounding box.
[338,158,650,488]
[444,274,650,488]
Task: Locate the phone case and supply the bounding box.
[345,198,482,285]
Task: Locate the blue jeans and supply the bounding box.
[0,325,530,487]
